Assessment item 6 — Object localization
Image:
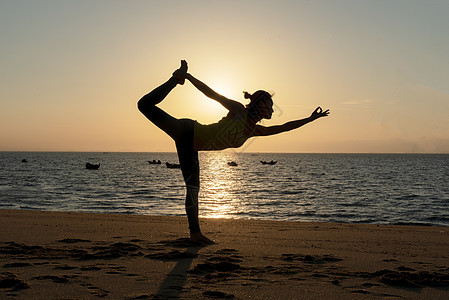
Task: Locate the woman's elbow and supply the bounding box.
[137,98,145,113]
[137,95,151,113]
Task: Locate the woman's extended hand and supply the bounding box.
[310,107,330,120]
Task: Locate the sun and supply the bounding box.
[181,65,245,123]
[196,81,239,123]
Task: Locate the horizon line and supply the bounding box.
[1,150,449,155]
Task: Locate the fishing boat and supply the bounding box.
[85,162,100,170]
[166,162,181,169]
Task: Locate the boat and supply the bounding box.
[260,160,277,165]
[22,159,28,163]
[227,161,238,166]
[166,162,181,169]
[148,160,162,165]
[85,162,100,170]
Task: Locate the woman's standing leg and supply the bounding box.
[176,137,200,234]
[176,120,214,244]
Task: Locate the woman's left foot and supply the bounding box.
[190,232,215,245]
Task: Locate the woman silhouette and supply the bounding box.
[138,61,329,244]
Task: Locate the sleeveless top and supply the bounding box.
[193,113,252,151]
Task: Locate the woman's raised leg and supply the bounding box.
[137,61,187,140]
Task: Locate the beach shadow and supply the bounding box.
[153,238,207,299]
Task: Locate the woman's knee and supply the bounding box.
[182,170,200,188]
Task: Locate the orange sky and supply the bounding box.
[1,1,449,153]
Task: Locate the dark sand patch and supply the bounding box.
[0,272,29,290]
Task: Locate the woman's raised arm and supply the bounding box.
[185,73,244,113]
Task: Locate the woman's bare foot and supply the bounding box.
[190,232,215,245]
[172,60,188,85]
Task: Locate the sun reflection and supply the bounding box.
[199,152,244,219]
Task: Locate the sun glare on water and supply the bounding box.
[200,152,244,219]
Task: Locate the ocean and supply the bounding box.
[1,152,448,226]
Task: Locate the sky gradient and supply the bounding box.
[1,0,449,153]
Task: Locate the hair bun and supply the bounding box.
[243,91,252,99]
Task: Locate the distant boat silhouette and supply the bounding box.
[148,160,162,165]
[227,161,238,166]
[86,162,100,170]
[260,160,277,165]
[22,159,28,163]
[166,162,181,169]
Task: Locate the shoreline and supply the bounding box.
[1,209,449,299]
[2,208,446,228]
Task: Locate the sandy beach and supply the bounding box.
[1,209,448,299]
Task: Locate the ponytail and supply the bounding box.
[243,91,252,99]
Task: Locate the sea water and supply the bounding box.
[1,152,448,226]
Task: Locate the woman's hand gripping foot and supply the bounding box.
[172,60,188,85]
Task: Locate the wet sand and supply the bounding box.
[1,209,449,299]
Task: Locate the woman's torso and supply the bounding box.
[193,112,253,151]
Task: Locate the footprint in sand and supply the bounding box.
[0,272,29,290]
[33,275,70,283]
[3,262,33,268]
[57,238,92,244]
[281,253,343,264]
[189,261,244,275]
[79,282,110,297]
[145,249,198,261]
[80,266,102,271]
[53,264,77,270]
[203,290,235,299]
[207,251,243,264]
